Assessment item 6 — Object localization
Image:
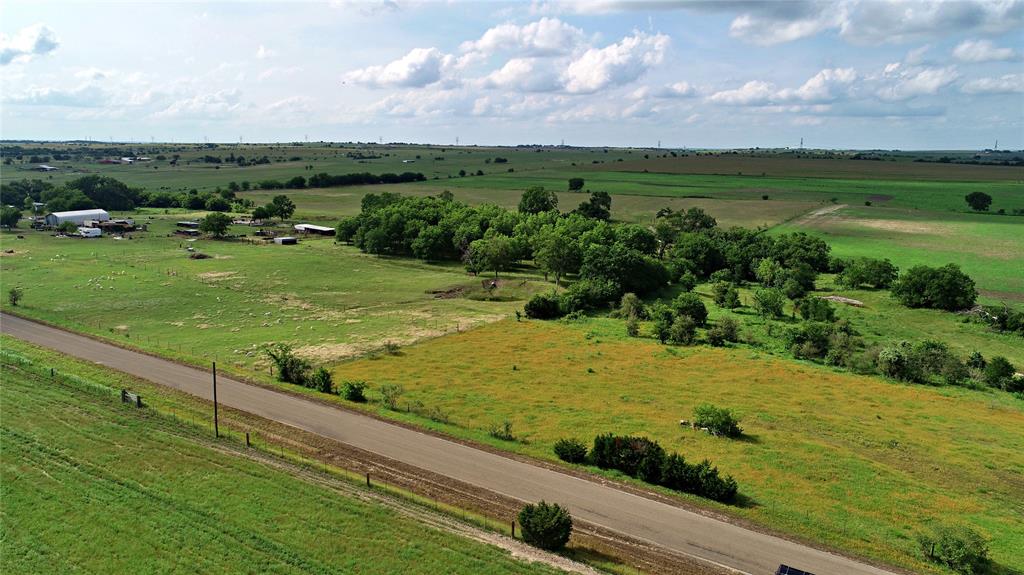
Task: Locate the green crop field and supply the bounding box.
[333,319,1024,575]
[0,344,560,575]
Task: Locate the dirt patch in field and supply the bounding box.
[840,218,945,234]
[795,203,846,225]
[296,342,365,362]
[198,271,239,281]
[430,286,465,299]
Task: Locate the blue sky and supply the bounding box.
[1,0,1022,148]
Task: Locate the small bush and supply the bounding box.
[983,356,1017,390]
[8,287,23,307]
[796,297,835,322]
[625,317,640,337]
[524,292,563,319]
[615,292,646,320]
[671,293,708,326]
[668,315,697,345]
[382,341,400,355]
[752,288,785,318]
[712,282,741,309]
[489,420,516,441]
[379,384,404,410]
[340,380,367,402]
[553,438,588,463]
[264,343,310,386]
[518,501,573,551]
[919,524,989,574]
[693,403,743,438]
[307,367,333,394]
[706,317,740,346]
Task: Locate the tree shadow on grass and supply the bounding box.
[989,563,1023,575]
[732,492,760,509]
[735,432,762,445]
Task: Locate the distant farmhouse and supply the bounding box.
[44,209,111,227]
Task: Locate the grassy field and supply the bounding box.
[0,344,561,575]
[333,318,1024,575]
[0,216,546,377]
[774,204,1024,302]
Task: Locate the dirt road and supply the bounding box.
[1,313,900,575]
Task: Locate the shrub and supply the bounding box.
[964,191,992,212]
[671,293,708,326]
[518,502,573,551]
[340,380,367,402]
[712,282,741,309]
[877,341,925,383]
[553,438,588,463]
[307,367,333,393]
[379,384,404,410]
[752,288,785,318]
[8,287,23,307]
[983,356,1017,390]
[649,304,675,344]
[382,341,400,355]
[693,403,743,438]
[625,317,640,337]
[940,357,970,387]
[706,317,740,346]
[675,271,698,292]
[796,297,835,322]
[560,278,620,313]
[615,292,646,320]
[919,524,989,574]
[892,264,977,311]
[489,420,516,441]
[263,343,310,386]
[524,292,564,319]
[668,315,697,345]
[837,257,898,289]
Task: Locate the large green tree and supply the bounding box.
[517,186,558,214]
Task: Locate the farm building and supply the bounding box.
[293,223,336,236]
[274,236,298,245]
[44,209,110,227]
[176,221,200,229]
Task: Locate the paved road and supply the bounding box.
[2,313,898,575]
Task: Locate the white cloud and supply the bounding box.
[952,39,1016,62]
[778,68,857,103]
[961,73,1024,94]
[662,81,697,98]
[729,3,847,46]
[840,0,1024,44]
[878,66,959,101]
[460,17,584,56]
[562,32,669,94]
[255,44,277,59]
[0,23,59,65]
[153,89,246,119]
[707,80,776,106]
[258,66,303,82]
[4,84,107,107]
[74,67,112,81]
[344,47,453,88]
[483,58,561,92]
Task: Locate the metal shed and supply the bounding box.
[44,209,110,227]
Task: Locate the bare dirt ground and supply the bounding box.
[794,203,847,225]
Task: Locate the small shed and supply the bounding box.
[293,223,336,236]
[274,236,298,245]
[44,209,110,227]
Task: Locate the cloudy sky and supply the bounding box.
[2,0,1022,148]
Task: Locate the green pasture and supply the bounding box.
[0,345,559,575]
[0,216,542,379]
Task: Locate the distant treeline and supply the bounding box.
[253,171,426,190]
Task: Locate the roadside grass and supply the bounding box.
[0,342,562,575]
[773,204,1024,302]
[0,218,542,378]
[333,319,1024,575]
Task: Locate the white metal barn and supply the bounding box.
[44,209,111,227]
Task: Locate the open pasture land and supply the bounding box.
[600,152,1024,182]
[334,319,1024,574]
[777,204,1024,303]
[438,169,1023,212]
[0,347,560,575]
[0,216,542,377]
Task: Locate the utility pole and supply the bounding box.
[212,361,219,438]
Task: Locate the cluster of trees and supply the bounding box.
[0,177,255,214]
[555,434,739,503]
[252,195,296,221]
[263,344,333,393]
[255,171,425,191]
[876,341,1021,392]
[891,264,978,311]
[918,524,990,575]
